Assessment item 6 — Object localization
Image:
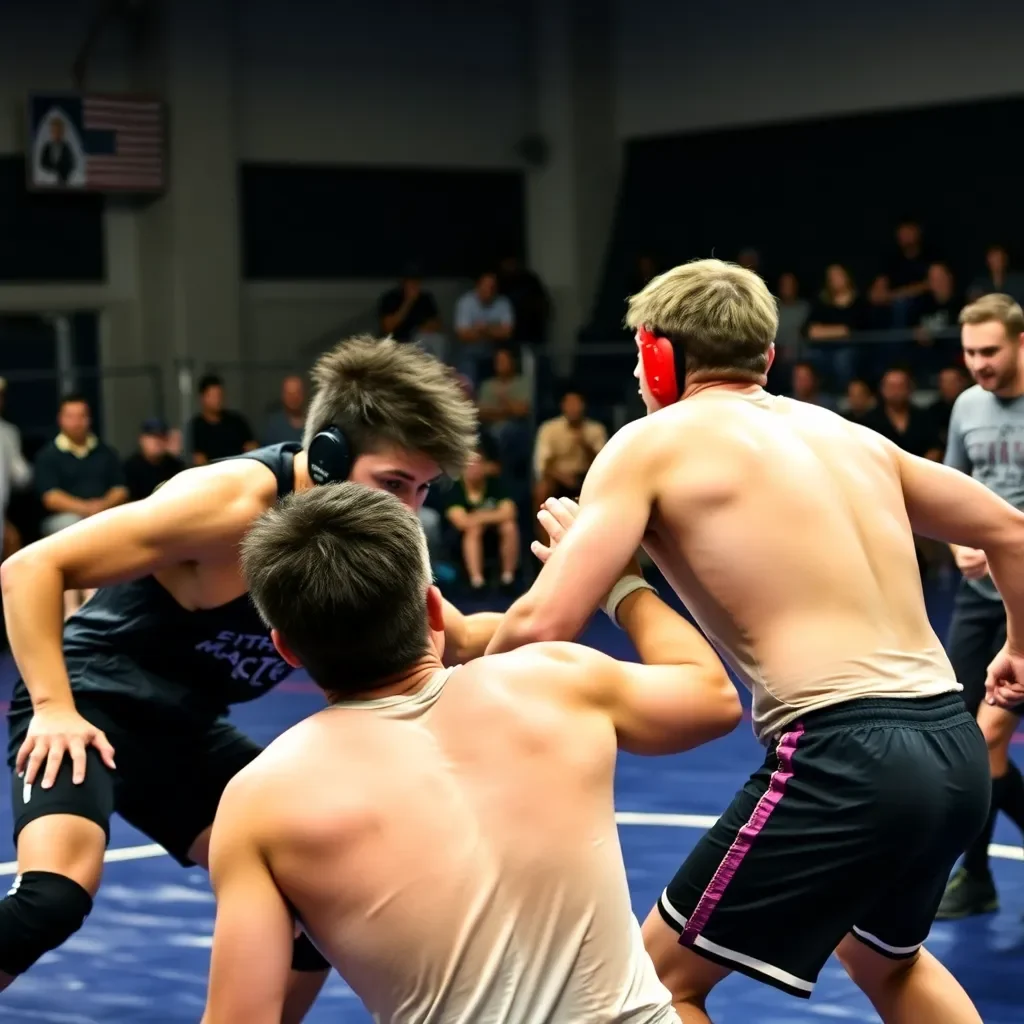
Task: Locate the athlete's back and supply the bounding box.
[231,655,678,1024]
[643,389,959,740]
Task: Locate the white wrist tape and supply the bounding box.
[603,575,657,627]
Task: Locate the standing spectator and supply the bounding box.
[454,271,514,382]
[885,220,935,304]
[968,245,1024,305]
[33,393,128,615]
[188,375,257,465]
[377,266,442,343]
[0,378,32,559]
[774,272,810,367]
[806,264,864,388]
[863,367,942,460]
[122,418,185,501]
[261,375,306,446]
[497,254,550,344]
[533,389,607,512]
[444,450,520,591]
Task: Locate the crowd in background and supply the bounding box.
[0,215,1020,600]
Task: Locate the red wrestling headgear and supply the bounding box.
[637,325,681,406]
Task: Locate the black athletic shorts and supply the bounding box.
[946,579,1020,718]
[657,693,990,999]
[7,696,262,866]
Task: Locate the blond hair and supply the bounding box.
[959,293,1024,338]
[625,259,778,382]
[303,335,478,477]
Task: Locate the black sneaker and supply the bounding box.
[934,868,999,920]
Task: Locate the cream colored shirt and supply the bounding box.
[533,416,607,482]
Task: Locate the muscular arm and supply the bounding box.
[896,445,1024,648]
[0,463,271,712]
[442,597,503,665]
[203,776,294,1024]
[487,425,654,652]
[543,587,738,755]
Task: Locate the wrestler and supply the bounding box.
[487,260,1020,1023]
[201,482,739,1024]
[0,337,492,1020]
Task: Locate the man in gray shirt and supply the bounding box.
[937,293,1024,919]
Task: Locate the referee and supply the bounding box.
[938,293,1024,919]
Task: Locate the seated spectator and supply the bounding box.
[123,418,185,501]
[477,347,531,460]
[188,375,257,465]
[774,272,810,366]
[968,244,1024,305]
[927,365,970,447]
[261,374,306,446]
[454,270,514,381]
[915,263,961,332]
[863,367,942,460]
[790,361,835,409]
[806,264,865,387]
[444,450,519,590]
[498,254,550,344]
[842,379,877,424]
[34,393,128,615]
[862,275,894,331]
[533,389,606,514]
[377,266,442,343]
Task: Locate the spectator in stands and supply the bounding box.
[122,418,185,502]
[790,361,835,409]
[188,374,257,465]
[861,274,894,331]
[377,265,442,343]
[737,247,761,276]
[34,394,128,615]
[774,272,810,367]
[454,270,515,382]
[864,367,942,460]
[261,374,306,446]
[885,219,935,304]
[0,378,32,559]
[806,264,863,388]
[915,263,962,332]
[498,254,550,344]
[843,379,876,424]
[533,388,606,513]
[968,244,1024,305]
[477,347,531,452]
[927,365,971,447]
[444,450,520,591]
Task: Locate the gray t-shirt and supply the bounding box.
[944,384,1024,601]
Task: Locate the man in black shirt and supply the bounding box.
[864,367,942,460]
[378,269,442,343]
[122,419,185,502]
[187,375,257,465]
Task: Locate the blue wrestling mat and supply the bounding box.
[0,581,1021,1023]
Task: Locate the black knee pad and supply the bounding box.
[292,930,330,972]
[0,871,93,976]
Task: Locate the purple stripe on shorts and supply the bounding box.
[680,723,805,946]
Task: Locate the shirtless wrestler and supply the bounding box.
[486,259,1024,1023]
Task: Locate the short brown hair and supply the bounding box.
[303,336,478,477]
[959,293,1024,337]
[241,482,432,696]
[625,259,779,382]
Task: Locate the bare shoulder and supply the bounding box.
[157,456,279,512]
[486,641,617,705]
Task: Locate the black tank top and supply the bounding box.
[10,443,302,722]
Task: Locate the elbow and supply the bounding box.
[706,667,743,738]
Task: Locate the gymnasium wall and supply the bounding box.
[613,0,1024,140]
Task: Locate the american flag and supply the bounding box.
[82,96,165,192]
